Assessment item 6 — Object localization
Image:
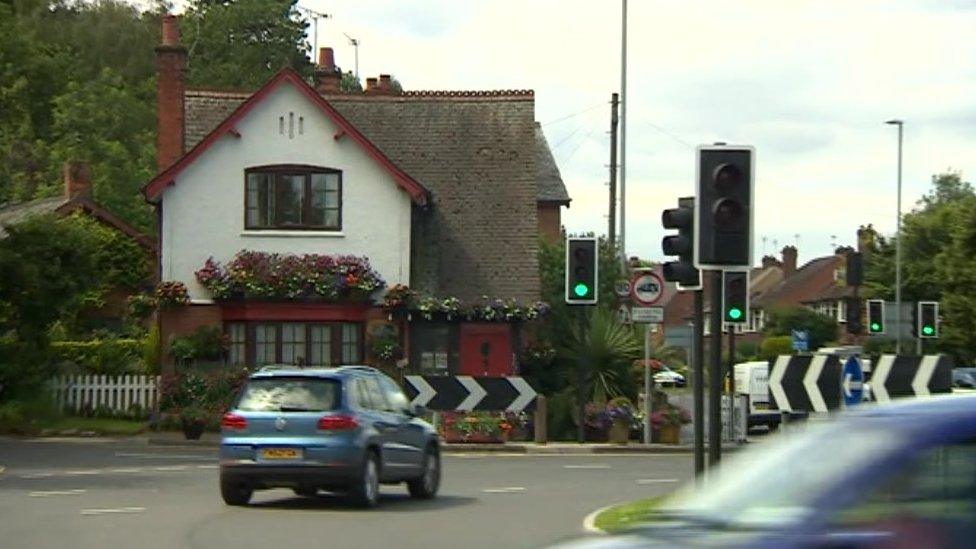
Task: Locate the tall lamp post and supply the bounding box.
[886,119,904,354]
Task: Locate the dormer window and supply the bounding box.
[245,165,341,230]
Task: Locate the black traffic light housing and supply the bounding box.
[695,145,754,269]
[722,271,749,324]
[565,237,598,305]
[661,196,701,290]
[846,252,863,287]
[867,299,885,334]
[918,301,939,338]
[845,297,862,335]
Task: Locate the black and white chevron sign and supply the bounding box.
[871,354,952,403]
[404,376,538,412]
[769,355,842,413]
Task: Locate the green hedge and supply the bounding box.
[50,339,145,375]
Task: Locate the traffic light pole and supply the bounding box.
[577,307,588,444]
[693,289,705,478]
[709,271,723,466]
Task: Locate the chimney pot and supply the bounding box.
[379,74,392,91]
[365,77,379,93]
[782,245,798,278]
[161,14,180,46]
[64,161,92,200]
[317,47,336,72]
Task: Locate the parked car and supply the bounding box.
[653,365,686,387]
[219,365,440,508]
[559,394,976,548]
[952,367,976,388]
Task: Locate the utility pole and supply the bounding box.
[618,0,628,266]
[885,119,904,354]
[608,93,619,248]
[344,33,360,81]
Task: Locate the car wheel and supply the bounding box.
[407,446,440,499]
[348,451,380,508]
[293,486,318,498]
[220,477,253,506]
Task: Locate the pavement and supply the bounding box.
[0,435,694,549]
[143,431,728,454]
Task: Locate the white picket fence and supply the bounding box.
[50,375,161,414]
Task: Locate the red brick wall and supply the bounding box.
[538,203,561,243]
[159,304,221,373]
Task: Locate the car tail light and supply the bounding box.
[317,415,359,431]
[221,413,247,431]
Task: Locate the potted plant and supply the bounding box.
[606,397,634,444]
[179,404,209,440]
[651,404,691,444]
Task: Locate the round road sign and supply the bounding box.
[631,272,664,306]
[614,279,632,298]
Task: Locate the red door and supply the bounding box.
[458,324,513,376]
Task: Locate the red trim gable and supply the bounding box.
[142,68,429,205]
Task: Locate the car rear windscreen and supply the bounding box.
[236,377,340,412]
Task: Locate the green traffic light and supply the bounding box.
[922,325,935,336]
[574,283,589,297]
[727,307,743,320]
[870,322,881,332]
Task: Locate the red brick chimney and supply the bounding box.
[782,246,798,278]
[314,47,341,93]
[378,74,392,94]
[64,161,92,200]
[761,255,781,269]
[365,77,379,94]
[155,14,186,173]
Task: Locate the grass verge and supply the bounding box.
[594,495,669,533]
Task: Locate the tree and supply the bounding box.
[763,306,838,350]
[558,307,641,403]
[340,71,362,92]
[183,0,312,89]
[935,195,976,364]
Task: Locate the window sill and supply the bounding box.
[241,230,344,238]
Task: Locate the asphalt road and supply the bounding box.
[0,437,693,549]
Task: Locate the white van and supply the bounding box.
[734,361,781,429]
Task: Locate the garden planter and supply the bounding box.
[181,418,206,440]
[608,421,630,444]
[657,424,680,444]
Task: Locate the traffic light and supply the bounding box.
[918,301,939,338]
[845,297,862,334]
[661,196,701,290]
[867,299,885,334]
[565,237,598,305]
[695,145,754,269]
[846,252,863,287]
[722,271,748,324]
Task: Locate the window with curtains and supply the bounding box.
[226,322,362,367]
[245,166,341,230]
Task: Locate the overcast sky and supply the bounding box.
[166,0,976,268]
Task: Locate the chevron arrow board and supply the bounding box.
[404,376,538,412]
[872,354,953,404]
[769,355,842,413]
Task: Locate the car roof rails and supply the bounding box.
[256,364,304,373]
[333,365,380,375]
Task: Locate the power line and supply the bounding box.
[560,127,600,164]
[541,103,605,127]
[552,126,583,149]
[641,119,695,148]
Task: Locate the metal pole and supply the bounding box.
[727,327,736,442]
[709,271,723,466]
[608,93,619,248]
[577,308,588,444]
[693,290,705,477]
[643,323,651,444]
[888,120,904,354]
[354,43,359,81]
[618,0,627,266]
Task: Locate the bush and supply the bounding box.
[169,326,227,364]
[50,338,144,375]
[760,336,794,360]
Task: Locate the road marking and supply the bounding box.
[196,465,219,469]
[108,468,143,474]
[116,452,211,460]
[154,466,189,471]
[636,478,679,485]
[64,470,101,476]
[482,486,526,493]
[582,504,617,534]
[81,507,146,516]
[29,489,87,497]
[20,473,54,479]
[564,464,611,469]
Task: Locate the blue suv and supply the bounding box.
[219,365,440,508]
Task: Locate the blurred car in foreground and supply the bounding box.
[561,394,976,548]
[219,365,440,508]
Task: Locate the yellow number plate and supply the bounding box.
[260,448,300,460]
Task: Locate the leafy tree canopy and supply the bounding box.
[763,306,838,351]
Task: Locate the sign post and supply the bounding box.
[631,270,664,444]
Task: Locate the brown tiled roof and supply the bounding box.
[0,196,63,237]
[183,88,555,302]
[535,124,570,204]
[753,256,840,309]
[0,196,154,250]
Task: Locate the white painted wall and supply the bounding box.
[160,83,412,301]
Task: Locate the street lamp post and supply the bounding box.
[886,119,904,354]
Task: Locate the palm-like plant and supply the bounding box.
[558,307,642,403]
